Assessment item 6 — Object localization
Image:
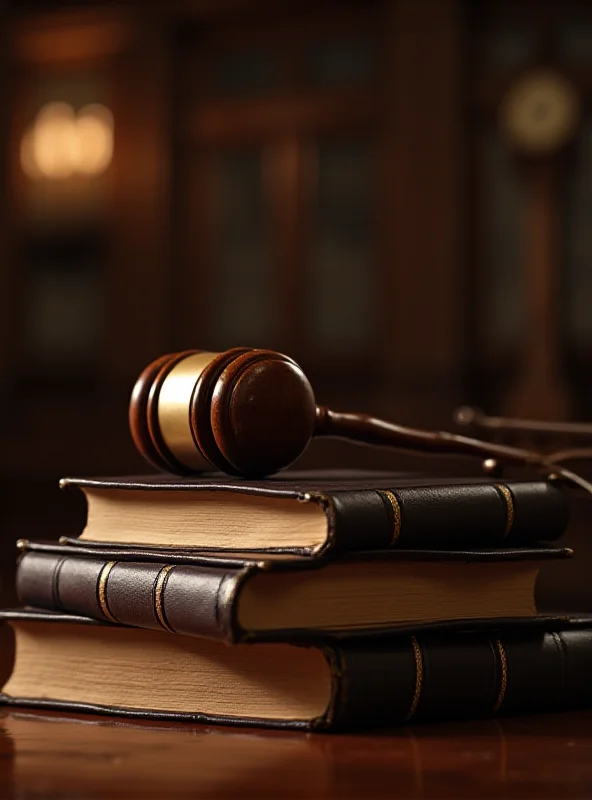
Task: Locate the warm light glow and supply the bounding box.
[32,102,78,179]
[21,101,114,180]
[75,104,114,176]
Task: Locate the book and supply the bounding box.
[2,610,592,730]
[58,471,569,556]
[16,540,570,642]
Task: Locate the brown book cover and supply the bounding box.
[17,540,571,643]
[1,609,592,731]
[59,470,570,557]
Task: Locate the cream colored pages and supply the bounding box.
[238,562,539,630]
[4,622,332,722]
[80,489,327,549]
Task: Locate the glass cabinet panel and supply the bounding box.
[22,231,104,370]
[481,132,524,357]
[210,51,278,96]
[209,148,274,348]
[307,39,374,86]
[308,140,375,356]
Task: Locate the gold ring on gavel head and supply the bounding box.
[157,351,217,470]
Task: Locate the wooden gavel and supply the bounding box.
[129,347,592,493]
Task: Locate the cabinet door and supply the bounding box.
[208,147,276,348]
[175,17,380,381]
[4,11,171,475]
[306,138,376,362]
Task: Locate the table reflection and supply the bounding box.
[1,708,592,798]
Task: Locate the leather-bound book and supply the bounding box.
[58,471,569,556]
[2,610,592,730]
[16,540,570,642]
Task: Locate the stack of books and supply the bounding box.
[2,470,592,731]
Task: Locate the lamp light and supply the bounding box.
[20,102,114,180]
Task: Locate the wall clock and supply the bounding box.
[500,69,580,155]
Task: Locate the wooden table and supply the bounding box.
[1,708,592,798]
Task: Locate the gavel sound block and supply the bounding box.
[129,347,592,491]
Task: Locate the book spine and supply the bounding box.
[326,481,568,551]
[324,627,592,729]
[16,551,245,642]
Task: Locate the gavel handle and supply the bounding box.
[454,406,592,440]
[316,406,541,465]
[314,406,592,494]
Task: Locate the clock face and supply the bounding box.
[500,70,581,155]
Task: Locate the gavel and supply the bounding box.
[129,347,592,493]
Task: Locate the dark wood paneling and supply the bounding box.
[382,0,465,422]
[186,89,379,144]
[108,12,172,381]
[0,10,16,388]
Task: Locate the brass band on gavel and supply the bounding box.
[128,348,318,477]
[157,351,218,471]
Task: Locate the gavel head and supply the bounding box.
[129,348,317,477]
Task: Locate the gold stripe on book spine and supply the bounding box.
[492,639,508,713]
[97,561,119,623]
[381,490,402,544]
[154,565,175,633]
[494,484,515,537]
[405,636,423,722]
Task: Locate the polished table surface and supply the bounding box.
[1,708,592,799]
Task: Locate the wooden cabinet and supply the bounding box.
[173,8,384,380]
[0,0,465,522]
[1,0,467,501]
[2,9,171,478]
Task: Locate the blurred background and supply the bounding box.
[2,0,592,606]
